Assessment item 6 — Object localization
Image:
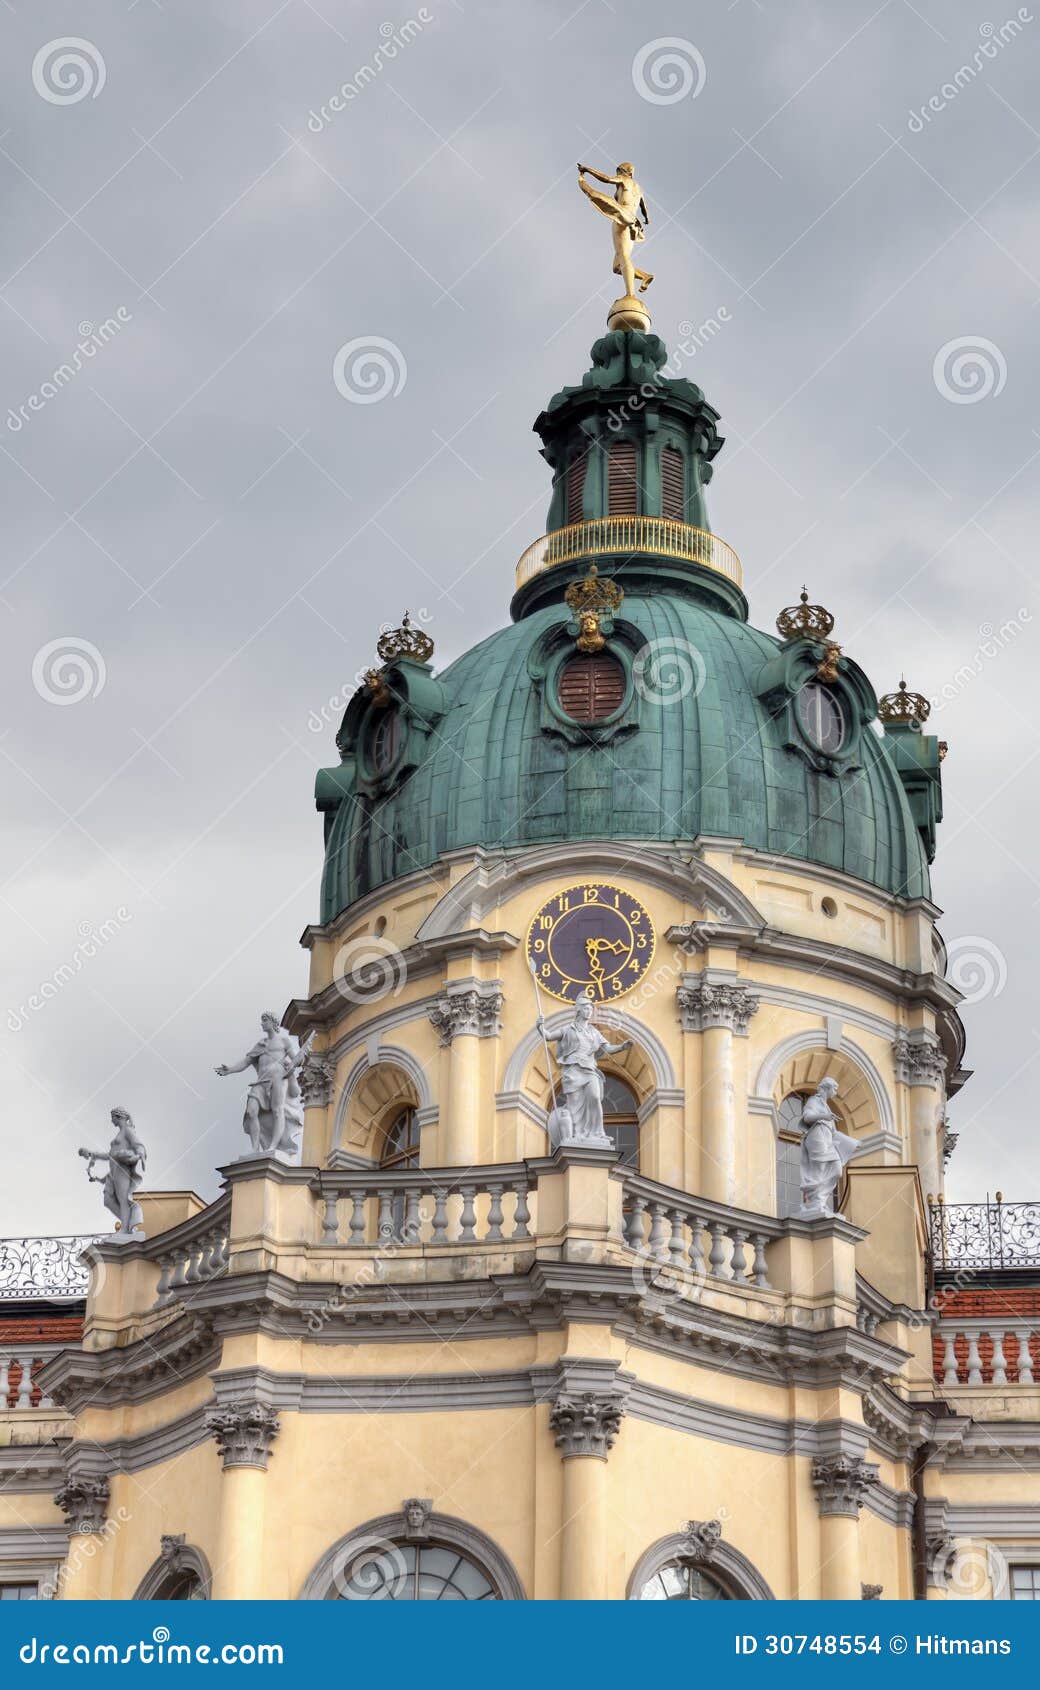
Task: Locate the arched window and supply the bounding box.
[797,683,845,754]
[661,445,685,522]
[607,440,639,514]
[380,1108,420,1169]
[635,1562,731,1600]
[566,452,587,525]
[557,653,626,722]
[603,1075,639,1170]
[300,1509,526,1601]
[134,1543,211,1601]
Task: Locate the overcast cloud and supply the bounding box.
[1,0,1038,1232]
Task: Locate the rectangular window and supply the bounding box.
[1011,1566,1040,1599]
[0,1584,38,1600]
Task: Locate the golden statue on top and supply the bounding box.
[577,161,654,332]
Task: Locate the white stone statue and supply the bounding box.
[798,1078,861,1218]
[215,1013,312,1159]
[539,994,632,1147]
[79,1108,147,1235]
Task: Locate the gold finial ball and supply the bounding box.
[607,295,652,333]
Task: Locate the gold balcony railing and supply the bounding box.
[514,516,742,592]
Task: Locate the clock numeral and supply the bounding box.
[583,885,600,902]
[635,933,648,948]
[538,914,553,930]
[531,939,545,954]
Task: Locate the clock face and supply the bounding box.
[526,882,656,1003]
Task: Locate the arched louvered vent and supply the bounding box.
[661,445,685,522]
[557,654,626,722]
[607,441,639,515]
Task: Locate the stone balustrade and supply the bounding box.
[935,1318,1039,1386]
[153,1199,231,1305]
[312,1164,536,1250]
[618,1172,784,1290]
[0,1349,62,1409]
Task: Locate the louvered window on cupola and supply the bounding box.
[661,445,686,522]
[566,452,588,525]
[607,440,639,514]
[557,653,626,722]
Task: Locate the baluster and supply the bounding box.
[348,1191,367,1247]
[403,1189,422,1245]
[511,1182,532,1241]
[376,1190,394,1244]
[15,1356,32,1409]
[941,1331,959,1386]
[0,1358,10,1410]
[993,1330,1009,1386]
[1017,1327,1035,1384]
[486,1184,505,1243]
[687,1215,706,1278]
[458,1184,477,1244]
[667,1209,686,1267]
[750,1233,770,1290]
[730,1229,748,1284]
[213,1232,229,1272]
[320,1194,339,1246]
[155,1255,174,1303]
[197,1232,218,1280]
[168,1249,189,1294]
[966,1330,983,1386]
[183,1243,202,1286]
[35,1362,52,1410]
[625,1196,647,1251]
[431,1188,449,1245]
[647,1203,669,1260]
[708,1222,727,1279]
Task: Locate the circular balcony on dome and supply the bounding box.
[514,516,742,596]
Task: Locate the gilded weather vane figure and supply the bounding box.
[577,160,654,330]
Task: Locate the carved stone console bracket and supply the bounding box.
[205,1402,280,1470]
[428,984,504,1046]
[811,1454,880,1517]
[55,1474,110,1535]
[861,1583,883,1600]
[549,1390,625,1460]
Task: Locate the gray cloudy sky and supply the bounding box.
[2,0,1038,1233]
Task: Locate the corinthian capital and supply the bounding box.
[811,1454,879,1517]
[206,1402,280,1470]
[892,1035,946,1088]
[549,1390,625,1460]
[55,1474,110,1535]
[428,985,503,1046]
[677,978,760,1036]
[300,1052,336,1108]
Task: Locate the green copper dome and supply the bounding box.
[316,333,941,920]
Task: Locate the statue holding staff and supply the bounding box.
[537,991,631,1146]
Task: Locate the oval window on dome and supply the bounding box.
[365,707,401,775]
[797,683,844,754]
[557,654,626,722]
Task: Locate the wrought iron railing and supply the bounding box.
[514,517,742,591]
[929,1196,1040,1271]
[0,1237,97,1300]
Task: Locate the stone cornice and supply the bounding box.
[37,1314,218,1412]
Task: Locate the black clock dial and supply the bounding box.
[526,882,655,1003]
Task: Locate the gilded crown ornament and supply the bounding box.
[878,678,931,726]
[376,611,434,667]
[564,565,624,653]
[776,587,835,644]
